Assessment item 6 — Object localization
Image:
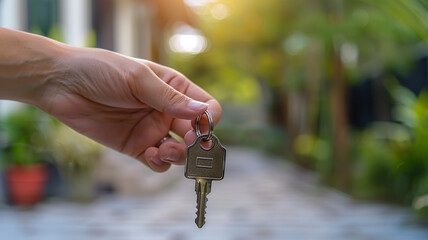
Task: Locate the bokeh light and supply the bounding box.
[211,3,229,20]
[169,24,207,54]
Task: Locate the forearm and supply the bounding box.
[0,27,69,106]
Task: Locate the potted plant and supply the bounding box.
[48,124,103,202]
[1,106,51,206]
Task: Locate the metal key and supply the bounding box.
[185,111,226,228]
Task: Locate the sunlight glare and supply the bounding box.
[169,24,207,54]
[184,0,217,7]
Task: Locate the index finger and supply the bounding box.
[142,60,222,126]
[142,60,212,100]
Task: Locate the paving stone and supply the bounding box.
[0,147,427,240]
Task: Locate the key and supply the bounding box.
[195,178,211,228]
[186,134,226,228]
[185,111,226,228]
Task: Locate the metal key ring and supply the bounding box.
[195,110,213,141]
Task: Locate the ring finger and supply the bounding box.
[158,137,187,165]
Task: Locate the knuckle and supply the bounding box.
[163,87,187,107]
[128,63,150,81]
[168,75,188,92]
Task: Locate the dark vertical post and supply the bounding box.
[92,0,115,51]
[326,0,351,190]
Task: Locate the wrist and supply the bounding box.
[0,28,72,106]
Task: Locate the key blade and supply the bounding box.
[195,192,207,228]
[195,179,211,228]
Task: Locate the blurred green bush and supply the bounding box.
[351,81,428,215]
[215,123,288,157]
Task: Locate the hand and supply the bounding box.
[38,48,221,172]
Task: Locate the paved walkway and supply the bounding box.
[1,148,428,240]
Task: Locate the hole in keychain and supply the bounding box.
[198,134,214,151]
[195,111,214,150]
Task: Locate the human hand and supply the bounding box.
[38,47,221,172]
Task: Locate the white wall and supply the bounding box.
[60,0,91,47]
[114,0,152,59]
[135,2,152,60]
[114,0,136,56]
[0,0,25,30]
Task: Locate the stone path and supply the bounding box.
[1,147,427,240]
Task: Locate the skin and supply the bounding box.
[0,27,222,172]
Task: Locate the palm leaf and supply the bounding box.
[362,0,428,44]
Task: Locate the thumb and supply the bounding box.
[135,67,208,119]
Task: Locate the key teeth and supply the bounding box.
[195,208,208,216]
[195,205,207,228]
[193,179,211,228]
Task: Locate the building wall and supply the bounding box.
[113,0,152,59]
[0,0,26,30]
[61,0,91,47]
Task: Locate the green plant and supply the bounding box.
[351,81,428,216]
[215,123,287,157]
[364,0,428,44]
[47,124,103,201]
[49,124,102,171]
[0,106,51,166]
[351,122,408,201]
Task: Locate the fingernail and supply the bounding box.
[151,157,163,166]
[163,148,180,163]
[188,100,208,112]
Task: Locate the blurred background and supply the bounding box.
[1,0,428,239]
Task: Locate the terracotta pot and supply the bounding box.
[5,164,48,205]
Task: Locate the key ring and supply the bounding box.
[195,110,213,141]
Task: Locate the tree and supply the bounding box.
[170,0,421,189]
